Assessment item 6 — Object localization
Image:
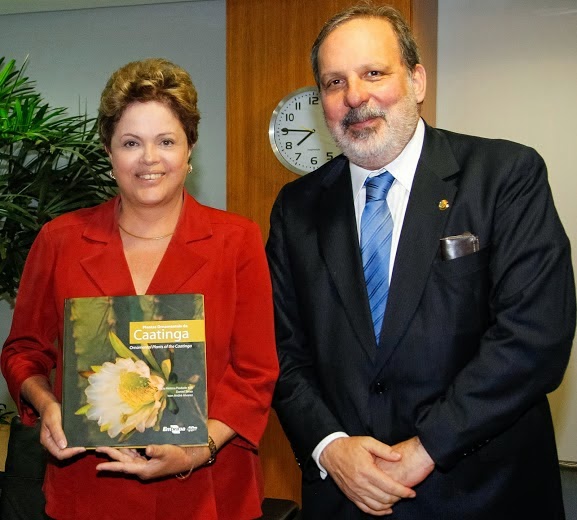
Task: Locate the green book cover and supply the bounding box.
[62,294,207,448]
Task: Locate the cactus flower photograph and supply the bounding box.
[84,357,167,439]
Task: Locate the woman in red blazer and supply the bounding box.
[1,58,279,520]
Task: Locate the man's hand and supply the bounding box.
[320,436,416,516]
[376,437,434,488]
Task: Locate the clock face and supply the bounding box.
[269,86,342,175]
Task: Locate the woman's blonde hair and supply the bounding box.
[98,58,200,149]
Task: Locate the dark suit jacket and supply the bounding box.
[1,192,279,520]
[266,123,576,519]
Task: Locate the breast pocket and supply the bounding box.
[435,246,490,279]
[424,247,492,336]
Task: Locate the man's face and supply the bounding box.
[317,17,426,169]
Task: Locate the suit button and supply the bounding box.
[370,382,388,394]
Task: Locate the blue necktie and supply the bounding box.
[361,171,395,344]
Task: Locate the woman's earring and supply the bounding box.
[187,164,193,175]
[108,169,116,180]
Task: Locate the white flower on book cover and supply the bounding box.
[84,356,167,438]
[75,330,200,442]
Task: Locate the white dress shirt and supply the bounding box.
[312,118,425,478]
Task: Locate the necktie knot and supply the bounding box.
[365,171,395,202]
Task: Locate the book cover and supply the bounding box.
[62,294,207,448]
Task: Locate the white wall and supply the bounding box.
[437,0,577,463]
[0,301,13,408]
[0,0,225,409]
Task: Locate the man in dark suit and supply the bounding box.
[266,4,576,519]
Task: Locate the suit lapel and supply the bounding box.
[80,198,135,295]
[148,195,211,294]
[378,126,460,364]
[318,159,377,361]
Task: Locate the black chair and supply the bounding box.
[0,416,300,520]
[259,498,300,520]
[0,417,49,520]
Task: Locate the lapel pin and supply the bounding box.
[438,199,450,211]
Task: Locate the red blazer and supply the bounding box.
[1,192,279,520]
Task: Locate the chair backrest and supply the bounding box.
[0,416,49,520]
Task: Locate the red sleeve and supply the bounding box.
[208,222,279,447]
[1,226,59,425]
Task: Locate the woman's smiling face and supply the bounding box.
[107,100,191,210]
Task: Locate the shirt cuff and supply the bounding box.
[312,431,349,479]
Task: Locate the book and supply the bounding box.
[62,294,207,448]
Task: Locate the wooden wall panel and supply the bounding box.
[412,0,438,125]
[226,0,437,504]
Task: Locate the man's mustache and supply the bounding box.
[341,105,387,130]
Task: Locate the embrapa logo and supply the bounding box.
[162,425,199,434]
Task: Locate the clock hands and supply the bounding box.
[281,128,311,133]
[281,127,316,146]
[297,130,315,146]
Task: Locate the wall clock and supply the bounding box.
[268,86,342,176]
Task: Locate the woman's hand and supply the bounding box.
[21,375,86,460]
[94,444,211,481]
[38,400,87,460]
[95,419,236,480]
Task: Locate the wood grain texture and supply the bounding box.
[226,0,437,504]
[412,0,438,125]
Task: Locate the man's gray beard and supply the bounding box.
[329,99,419,169]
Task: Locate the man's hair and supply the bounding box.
[311,3,421,87]
[98,58,200,149]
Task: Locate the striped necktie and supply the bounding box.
[360,171,395,344]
